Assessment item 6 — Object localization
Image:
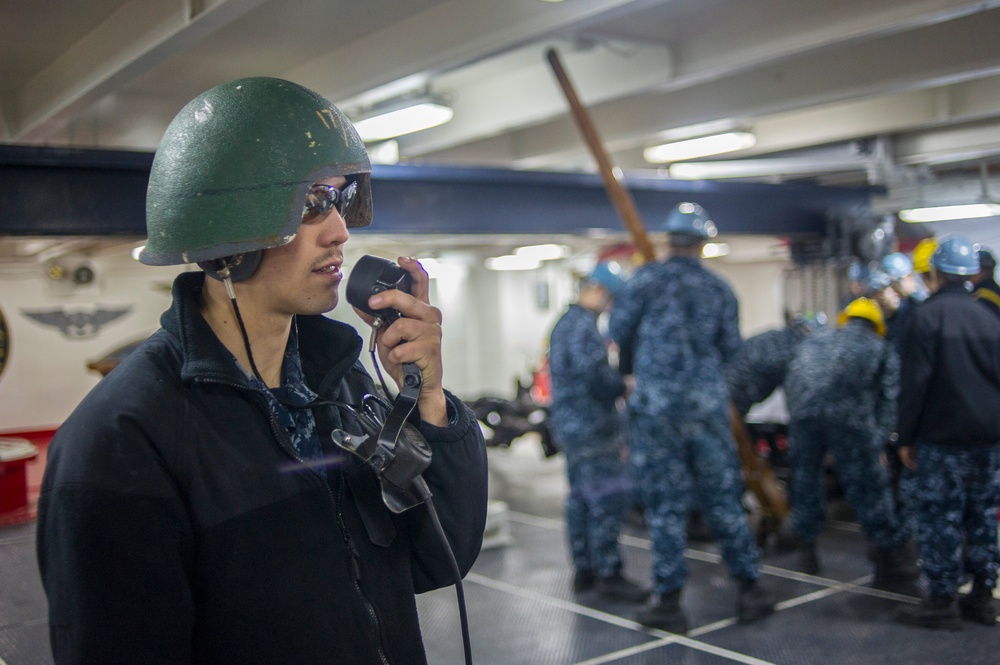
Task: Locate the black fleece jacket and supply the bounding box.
[897,282,1000,449]
[37,271,489,664]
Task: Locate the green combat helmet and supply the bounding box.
[140,77,372,281]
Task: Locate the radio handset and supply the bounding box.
[346,254,413,324]
[334,255,432,513]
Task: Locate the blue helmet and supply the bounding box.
[588,261,626,297]
[931,234,980,276]
[658,202,717,240]
[880,252,913,281]
[847,260,870,283]
[865,270,893,294]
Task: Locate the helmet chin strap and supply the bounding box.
[212,259,267,385]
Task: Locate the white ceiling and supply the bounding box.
[5,0,1000,252]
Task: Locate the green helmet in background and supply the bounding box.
[140,77,372,278]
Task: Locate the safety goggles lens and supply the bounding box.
[303,180,358,222]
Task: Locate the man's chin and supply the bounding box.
[299,294,339,317]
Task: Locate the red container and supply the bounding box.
[0,438,38,526]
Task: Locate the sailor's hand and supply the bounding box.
[898,446,917,471]
[355,257,447,426]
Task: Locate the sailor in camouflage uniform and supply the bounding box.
[609,203,774,634]
[548,262,647,602]
[783,297,918,588]
[896,236,1000,630]
[726,315,823,417]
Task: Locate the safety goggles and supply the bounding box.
[302,179,358,223]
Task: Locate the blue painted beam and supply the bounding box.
[0,146,152,236]
[0,146,876,238]
[367,164,877,237]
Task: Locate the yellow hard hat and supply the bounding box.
[838,297,886,337]
[912,237,938,274]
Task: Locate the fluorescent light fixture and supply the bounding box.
[514,244,570,261]
[644,131,756,164]
[667,156,866,180]
[701,242,730,259]
[366,140,400,165]
[898,203,1000,223]
[354,102,453,142]
[415,257,465,281]
[485,255,542,271]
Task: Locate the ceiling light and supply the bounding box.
[644,131,756,164]
[354,101,453,142]
[485,255,542,271]
[366,140,400,165]
[415,257,465,281]
[898,203,1000,223]
[514,244,570,260]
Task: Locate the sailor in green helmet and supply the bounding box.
[37,78,488,664]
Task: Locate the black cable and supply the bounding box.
[215,266,266,386]
[230,294,266,385]
[366,314,473,663]
[369,347,393,397]
[414,479,474,665]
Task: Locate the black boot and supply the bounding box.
[595,572,649,603]
[736,578,776,624]
[772,521,799,553]
[958,585,997,626]
[634,590,688,633]
[573,569,596,592]
[873,541,921,594]
[895,596,962,630]
[798,544,821,575]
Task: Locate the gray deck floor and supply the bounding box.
[3,439,998,664]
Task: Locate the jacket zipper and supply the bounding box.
[196,377,391,665]
[336,481,391,665]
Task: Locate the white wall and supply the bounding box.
[709,260,789,337]
[0,250,180,432]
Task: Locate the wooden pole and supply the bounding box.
[545,48,656,263]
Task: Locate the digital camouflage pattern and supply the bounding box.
[548,303,630,576]
[563,453,633,577]
[786,418,908,548]
[610,257,741,421]
[629,413,761,592]
[250,326,324,475]
[910,442,1000,598]
[726,325,808,415]
[784,320,907,547]
[609,257,760,594]
[549,305,627,451]
[785,322,899,445]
